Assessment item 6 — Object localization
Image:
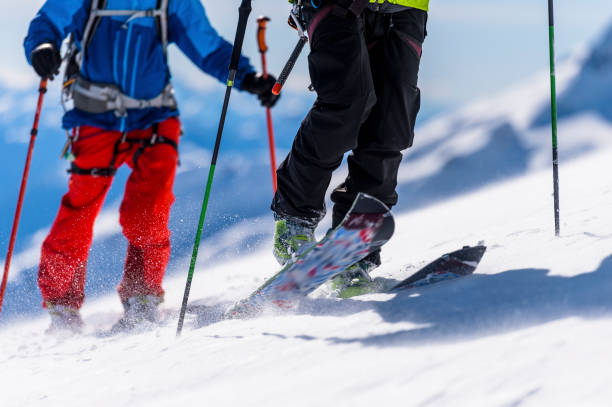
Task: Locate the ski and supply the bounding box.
[389,245,487,291]
[335,245,487,298]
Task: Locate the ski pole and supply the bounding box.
[257,16,278,193]
[0,79,48,317]
[176,0,252,337]
[548,0,560,236]
[272,10,308,96]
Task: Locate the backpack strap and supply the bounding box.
[81,0,108,59]
[158,0,169,57]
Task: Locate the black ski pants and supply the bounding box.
[272,6,427,228]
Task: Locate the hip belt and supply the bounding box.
[73,76,178,117]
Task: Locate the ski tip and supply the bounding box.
[456,245,487,263]
[388,245,487,292]
[348,193,395,247]
[352,192,392,214]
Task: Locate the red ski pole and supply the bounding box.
[257,16,278,193]
[0,79,48,317]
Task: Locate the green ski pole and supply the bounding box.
[548,0,560,236]
[176,0,253,337]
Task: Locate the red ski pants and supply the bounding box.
[39,117,181,309]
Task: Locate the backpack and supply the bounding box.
[62,0,173,115]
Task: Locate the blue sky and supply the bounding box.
[3,0,612,116]
[420,1,612,108]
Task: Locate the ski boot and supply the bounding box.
[111,294,163,333]
[329,251,386,298]
[273,217,315,266]
[46,303,84,334]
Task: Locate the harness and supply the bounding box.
[68,123,179,178]
[293,0,371,18]
[63,0,176,118]
[294,0,371,37]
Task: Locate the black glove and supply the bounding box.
[30,43,61,80]
[241,72,280,108]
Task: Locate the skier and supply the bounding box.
[24,0,279,332]
[272,0,428,296]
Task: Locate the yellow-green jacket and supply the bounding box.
[369,0,428,11]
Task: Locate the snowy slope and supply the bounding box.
[2,143,612,407]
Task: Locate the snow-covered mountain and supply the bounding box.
[534,22,612,125]
[393,27,612,212]
[2,20,612,323]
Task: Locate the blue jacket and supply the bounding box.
[24,0,255,131]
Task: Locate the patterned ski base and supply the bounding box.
[226,193,395,318]
[390,245,487,291]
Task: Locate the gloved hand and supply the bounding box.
[30,43,61,80]
[241,72,280,108]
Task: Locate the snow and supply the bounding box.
[2,145,612,406]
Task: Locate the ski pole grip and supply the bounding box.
[257,16,270,54]
[548,0,554,26]
[273,36,307,96]
[32,79,48,136]
[229,0,253,72]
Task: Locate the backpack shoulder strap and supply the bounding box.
[81,0,108,58]
[157,0,170,57]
